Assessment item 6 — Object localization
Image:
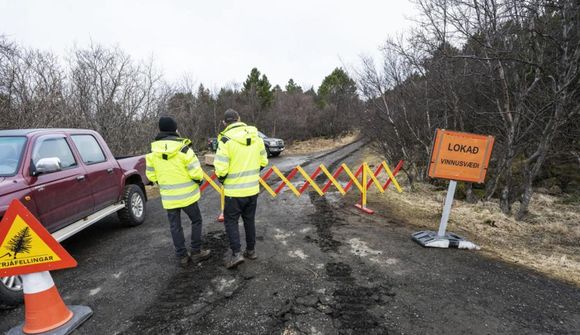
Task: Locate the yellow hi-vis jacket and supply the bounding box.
[214,122,268,197]
[146,137,204,209]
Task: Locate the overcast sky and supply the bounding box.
[0,0,417,90]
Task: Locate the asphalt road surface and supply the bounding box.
[1,142,579,334]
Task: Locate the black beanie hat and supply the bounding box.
[159,116,177,132]
[224,109,240,124]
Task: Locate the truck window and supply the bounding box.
[0,136,27,176]
[32,137,77,169]
[71,135,106,164]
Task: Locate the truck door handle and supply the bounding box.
[107,168,114,174]
[76,175,86,181]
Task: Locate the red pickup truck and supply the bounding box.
[0,129,149,307]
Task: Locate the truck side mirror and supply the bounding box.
[32,157,62,176]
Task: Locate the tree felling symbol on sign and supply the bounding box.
[0,200,77,277]
[2,227,33,259]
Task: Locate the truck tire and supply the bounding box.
[0,276,23,309]
[118,184,146,226]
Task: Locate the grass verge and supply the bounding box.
[362,151,580,286]
[284,132,359,156]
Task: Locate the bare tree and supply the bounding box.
[68,44,166,155]
[358,0,579,219]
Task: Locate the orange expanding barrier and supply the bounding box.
[200,160,404,216]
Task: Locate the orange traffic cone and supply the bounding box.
[8,271,92,335]
[21,271,72,333]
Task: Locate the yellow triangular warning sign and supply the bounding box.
[0,200,77,276]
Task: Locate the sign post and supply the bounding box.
[437,180,457,237]
[412,129,494,249]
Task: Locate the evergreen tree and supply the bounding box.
[242,68,261,92]
[241,68,275,124]
[6,227,32,259]
[285,78,302,94]
[242,67,274,110]
[316,68,359,136]
[304,87,317,98]
[317,68,357,108]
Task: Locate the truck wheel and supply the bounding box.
[0,276,23,308]
[271,152,281,157]
[118,184,146,226]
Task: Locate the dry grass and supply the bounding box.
[284,132,360,156]
[145,185,160,200]
[363,152,580,286]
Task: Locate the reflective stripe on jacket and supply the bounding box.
[214,122,268,197]
[146,137,204,209]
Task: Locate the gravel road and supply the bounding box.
[1,141,578,334]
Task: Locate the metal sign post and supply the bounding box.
[437,180,457,237]
[412,180,480,250]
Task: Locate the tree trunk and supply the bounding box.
[401,167,415,191]
[499,185,512,214]
[499,162,513,215]
[516,171,534,220]
[484,163,504,201]
[464,183,478,203]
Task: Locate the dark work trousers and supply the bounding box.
[224,194,258,254]
[166,202,203,257]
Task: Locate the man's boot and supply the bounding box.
[225,252,244,269]
[190,249,211,263]
[178,254,190,268]
[243,249,257,260]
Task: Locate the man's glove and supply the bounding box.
[218,175,227,184]
[193,179,203,186]
[260,166,265,171]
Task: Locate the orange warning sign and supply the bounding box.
[428,129,494,183]
[0,200,77,276]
